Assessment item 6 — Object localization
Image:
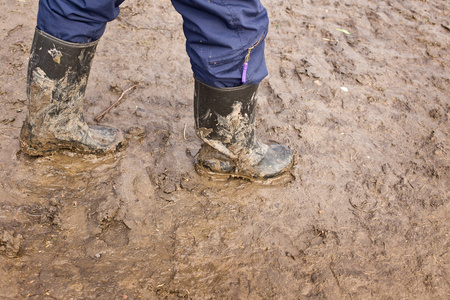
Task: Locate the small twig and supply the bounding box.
[433,254,439,263]
[348,198,378,213]
[183,123,187,140]
[95,85,136,123]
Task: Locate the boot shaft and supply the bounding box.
[194,78,259,154]
[194,78,294,179]
[27,28,98,107]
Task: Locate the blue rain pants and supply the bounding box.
[37,0,269,88]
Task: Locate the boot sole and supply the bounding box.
[19,138,126,157]
[19,139,56,156]
[195,163,294,185]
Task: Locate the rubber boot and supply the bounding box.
[194,78,293,180]
[19,28,125,156]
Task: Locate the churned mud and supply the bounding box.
[0,0,449,299]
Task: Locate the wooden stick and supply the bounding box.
[95,85,137,123]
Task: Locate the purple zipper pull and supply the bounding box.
[241,35,263,84]
[242,62,248,83]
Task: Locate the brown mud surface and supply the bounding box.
[0,0,449,299]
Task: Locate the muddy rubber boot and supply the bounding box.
[19,28,126,156]
[194,78,294,180]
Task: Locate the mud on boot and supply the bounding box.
[19,28,125,156]
[194,78,293,181]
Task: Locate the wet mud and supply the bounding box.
[0,0,449,299]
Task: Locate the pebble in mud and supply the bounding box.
[133,107,147,118]
[428,108,442,120]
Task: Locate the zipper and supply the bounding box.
[242,35,264,84]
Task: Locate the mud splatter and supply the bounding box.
[47,48,62,64]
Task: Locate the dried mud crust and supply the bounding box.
[0,0,449,299]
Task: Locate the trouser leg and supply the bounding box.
[37,0,124,43]
[171,0,269,88]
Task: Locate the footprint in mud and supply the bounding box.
[345,181,378,213]
[98,220,130,248]
[263,81,286,114]
[112,155,157,235]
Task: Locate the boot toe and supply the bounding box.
[83,125,127,154]
[253,144,293,179]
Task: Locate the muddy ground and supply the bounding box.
[0,0,449,299]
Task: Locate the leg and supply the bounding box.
[172,0,294,180]
[20,0,126,156]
